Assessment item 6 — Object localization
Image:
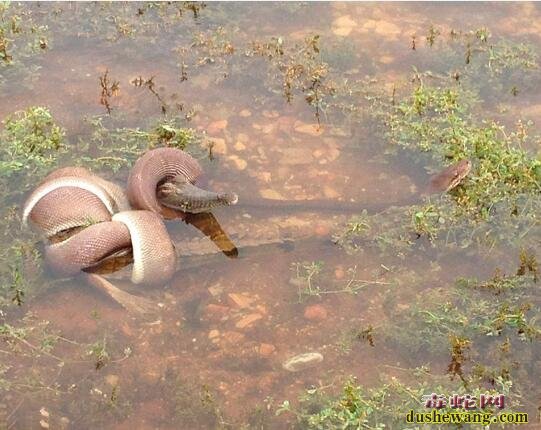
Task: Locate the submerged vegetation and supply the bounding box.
[335,29,541,255]
[389,252,540,352]
[77,116,202,173]
[279,249,538,428]
[0,106,64,179]
[0,1,49,88]
[0,2,49,62]
[0,107,65,309]
[278,371,520,429]
[290,260,389,302]
[278,24,541,430]
[383,85,541,218]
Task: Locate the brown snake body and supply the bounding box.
[22,149,470,314]
[23,147,237,313]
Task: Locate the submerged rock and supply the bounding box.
[235,313,263,329]
[262,110,279,118]
[208,119,228,135]
[105,374,119,386]
[258,343,276,357]
[228,155,247,170]
[333,26,354,37]
[203,303,230,322]
[332,15,357,28]
[280,147,314,165]
[304,304,328,321]
[332,15,357,36]
[294,122,324,137]
[259,188,286,200]
[282,352,324,372]
[234,141,246,151]
[227,292,256,309]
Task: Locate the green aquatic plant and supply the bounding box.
[335,324,376,355]
[335,205,419,257]
[99,69,120,115]
[0,321,136,427]
[290,260,324,301]
[0,214,42,307]
[485,40,538,76]
[87,337,110,370]
[378,249,541,409]
[456,252,538,295]
[386,85,541,215]
[190,26,235,65]
[249,34,334,122]
[7,264,24,306]
[331,212,371,252]
[153,120,197,149]
[278,370,523,429]
[0,107,65,307]
[77,115,201,173]
[486,302,541,340]
[290,262,383,302]
[44,2,204,45]
[426,25,441,47]
[410,203,442,239]
[335,77,541,255]
[0,315,73,365]
[0,2,49,65]
[162,371,228,428]
[410,26,538,96]
[0,106,65,178]
[0,2,49,89]
[386,267,540,356]
[516,248,538,281]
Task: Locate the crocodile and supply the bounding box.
[164,159,472,256]
[89,158,472,275]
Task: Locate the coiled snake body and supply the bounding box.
[22,150,470,314]
[23,147,238,313]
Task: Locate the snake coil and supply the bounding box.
[22,148,218,312]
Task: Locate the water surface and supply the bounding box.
[1,2,541,429]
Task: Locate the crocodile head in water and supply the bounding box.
[428,159,472,194]
[157,176,238,214]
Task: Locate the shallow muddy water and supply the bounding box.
[1,2,541,429]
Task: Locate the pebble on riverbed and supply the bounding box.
[332,15,357,36]
[228,155,248,170]
[227,292,256,309]
[304,304,328,321]
[235,313,263,329]
[293,121,324,137]
[203,303,230,322]
[282,352,324,372]
[207,119,228,135]
[258,343,276,357]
